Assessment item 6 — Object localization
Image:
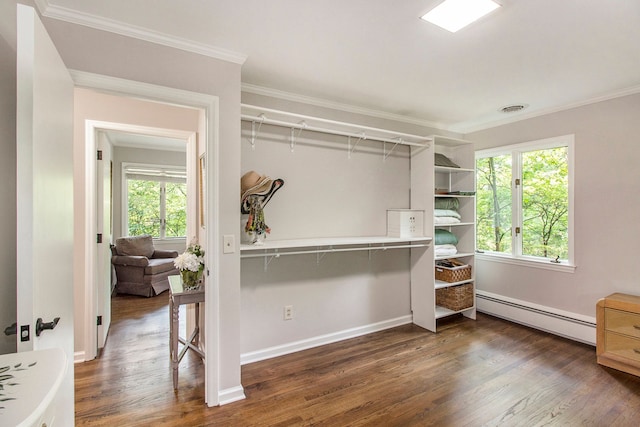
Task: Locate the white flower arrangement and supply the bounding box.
[174,240,205,290]
[174,252,201,272]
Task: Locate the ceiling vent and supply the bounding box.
[500,104,528,113]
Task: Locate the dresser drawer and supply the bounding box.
[605,308,640,339]
[605,332,640,363]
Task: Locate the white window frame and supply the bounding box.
[475,134,575,273]
[122,162,187,241]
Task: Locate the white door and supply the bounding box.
[16,4,75,425]
[96,132,113,349]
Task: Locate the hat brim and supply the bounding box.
[241,178,284,213]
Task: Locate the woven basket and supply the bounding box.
[436,283,474,311]
[435,264,472,283]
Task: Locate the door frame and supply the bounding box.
[72,70,221,405]
[85,120,196,357]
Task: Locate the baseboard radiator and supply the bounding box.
[476,290,596,345]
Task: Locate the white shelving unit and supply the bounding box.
[240,236,432,271]
[240,105,434,272]
[241,104,432,155]
[410,135,476,332]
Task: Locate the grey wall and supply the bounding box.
[43,17,243,395]
[467,92,640,318]
[239,93,449,357]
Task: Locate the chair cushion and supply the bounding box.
[115,235,155,258]
[144,258,178,275]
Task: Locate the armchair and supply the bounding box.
[111,235,179,297]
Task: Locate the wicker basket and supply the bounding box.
[435,264,472,283]
[436,283,474,311]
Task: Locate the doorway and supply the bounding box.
[75,87,202,361]
[73,72,222,406]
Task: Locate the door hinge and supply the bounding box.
[97,233,103,243]
[97,150,103,160]
[515,226,521,235]
[97,315,102,326]
[515,178,520,186]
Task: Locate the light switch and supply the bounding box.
[223,234,235,254]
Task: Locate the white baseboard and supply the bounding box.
[241,315,413,365]
[218,386,246,406]
[476,290,596,345]
[74,351,86,363]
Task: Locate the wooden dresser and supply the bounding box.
[596,293,640,377]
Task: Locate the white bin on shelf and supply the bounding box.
[387,209,424,238]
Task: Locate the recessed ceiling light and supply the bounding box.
[499,104,528,113]
[420,0,501,33]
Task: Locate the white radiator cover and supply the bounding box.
[476,290,596,345]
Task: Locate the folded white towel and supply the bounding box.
[435,244,458,257]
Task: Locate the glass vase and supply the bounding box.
[180,268,203,291]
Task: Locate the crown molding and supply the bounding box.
[36,0,247,64]
[454,84,640,134]
[241,82,448,132]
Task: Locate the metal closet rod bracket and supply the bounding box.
[249,114,266,150]
[383,138,403,162]
[241,105,432,154]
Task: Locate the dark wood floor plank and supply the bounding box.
[75,294,640,426]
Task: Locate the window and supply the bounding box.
[124,163,187,239]
[475,135,574,269]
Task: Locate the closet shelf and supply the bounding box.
[241,104,432,148]
[240,236,432,259]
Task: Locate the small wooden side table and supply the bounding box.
[169,275,205,390]
[596,292,640,377]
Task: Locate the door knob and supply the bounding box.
[35,317,60,336]
[4,322,17,336]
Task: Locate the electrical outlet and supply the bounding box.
[284,305,293,320]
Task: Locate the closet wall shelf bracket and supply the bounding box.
[240,237,433,265]
[348,133,366,159]
[249,113,266,150]
[241,105,432,152]
[383,139,402,162]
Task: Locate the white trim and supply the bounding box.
[454,84,640,133]
[71,70,223,407]
[35,0,247,64]
[242,83,446,131]
[476,290,596,345]
[476,134,574,266]
[476,253,576,273]
[218,386,246,406]
[73,351,85,363]
[240,315,413,365]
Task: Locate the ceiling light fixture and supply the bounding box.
[499,104,528,113]
[420,0,501,33]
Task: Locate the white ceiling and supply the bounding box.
[104,130,186,152]
[40,0,640,133]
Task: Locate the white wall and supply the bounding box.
[239,93,449,359]
[467,93,640,332]
[0,2,18,354]
[43,17,243,398]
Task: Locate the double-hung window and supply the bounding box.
[475,134,574,270]
[123,163,187,240]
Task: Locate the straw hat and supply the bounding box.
[240,171,284,213]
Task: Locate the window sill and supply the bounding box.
[475,253,576,273]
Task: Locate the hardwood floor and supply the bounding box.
[75,295,640,426]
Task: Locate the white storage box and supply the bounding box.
[387,209,424,238]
